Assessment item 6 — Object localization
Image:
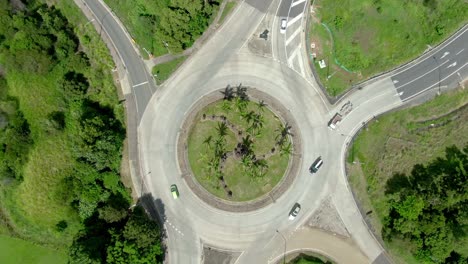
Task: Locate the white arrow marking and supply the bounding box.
[395,91,404,96]
[447,62,457,69]
[440,51,450,59]
[392,79,399,84]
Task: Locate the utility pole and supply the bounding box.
[432,56,441,95]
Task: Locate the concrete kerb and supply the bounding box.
[177,87,302,212]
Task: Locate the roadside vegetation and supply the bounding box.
[309,0,468,96]
[188,86,292,201]
[289,253,334,264]
[348,89,468,263]
[0,1,163,263]
[219,1,237,25]
[103,0,221,56]
[152,56,187,84]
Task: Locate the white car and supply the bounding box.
[288,203,301,220]
[280,18,287,34]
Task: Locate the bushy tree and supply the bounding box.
[383,145,468,262]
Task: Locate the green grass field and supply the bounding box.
[152,56,187,85]
[0,235,67,264]
[309,0,468,95]
[187,99,290,201]
[347,88,468,263]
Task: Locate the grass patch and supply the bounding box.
[219,1,237,25]
[347,88,468,263]
[187,98,291,201]
[309,0,468,96]
[152,56,187,84]
[0,235,67,264]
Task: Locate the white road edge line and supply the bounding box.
[132,81,148,88]
[395,59,449,90]
[391,26,468,77]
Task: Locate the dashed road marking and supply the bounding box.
[165,219,184,236]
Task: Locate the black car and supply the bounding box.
[309,157,323,173]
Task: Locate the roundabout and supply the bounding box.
[139,52,333,263]
[178,87,302,211]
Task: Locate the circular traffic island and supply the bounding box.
[178,87,301,211]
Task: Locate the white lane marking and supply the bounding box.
[404,62,468,101]
[287,12,303,27]
[395,91,404,97]
[392,79,399,84]
[292,0,306,7]
[271,0,284,61]
[285,26,302,46]
[288,46,300,66]
[396,59,449,90]
[391,26,468,77]
[456,49,464,55]
[440,51,450,59]
[447,61,457,69]
[132,81,148,87]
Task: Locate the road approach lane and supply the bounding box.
[82,0,155,118]
[391,26,468,101]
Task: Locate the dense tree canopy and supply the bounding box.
[383,145,468,263]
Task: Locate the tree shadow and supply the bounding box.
[138,193,166,229]
[384,173,411,195]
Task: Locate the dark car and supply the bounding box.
[309,157,323,173]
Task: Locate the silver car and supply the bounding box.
[288,203,301,220]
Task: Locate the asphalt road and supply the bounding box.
[391,26,468,101]
[82,0,155,120]
[80,0,468,263]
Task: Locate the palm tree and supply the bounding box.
[216,122,228,138]
[221,100,232,111]
[276,122,292,146]
[221,85,235,100]
[242,110,255,123]
[203,135,213,149]
[235,84,248,101]
[256,100,266,112]
[235,96,248,114]
[280,142,293,156]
